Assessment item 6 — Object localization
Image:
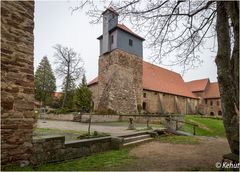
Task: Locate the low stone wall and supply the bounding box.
[40,113,184,128]
[31,135,65,164]
[64,137,114,160]
[80,114,120,123]
[119,115,165,124]
[40,113,74,121]
[31,135,121,165]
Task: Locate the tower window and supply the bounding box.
[205,99,207,105]
[217,101,220,106]
[111,35,114,44]
[143,93,146,98]
[210,101,213,106]
[129,39,133,46]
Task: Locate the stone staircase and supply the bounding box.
[118,132,154,147]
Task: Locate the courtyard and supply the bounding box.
[6,115,227,171]
[36,119,164,138]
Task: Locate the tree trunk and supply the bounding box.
[215,1,239,155]
[62,65,70,108]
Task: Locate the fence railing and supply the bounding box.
[170,118,198,135]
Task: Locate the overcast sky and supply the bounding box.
[34,0,218,91]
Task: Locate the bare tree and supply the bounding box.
[53,44,84,108]
[73,0,239,154]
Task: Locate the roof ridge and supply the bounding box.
[186,78,209,83]
[143,61,181,76]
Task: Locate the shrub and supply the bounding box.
[77,131,110,139]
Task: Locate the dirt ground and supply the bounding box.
[125,137,230,171]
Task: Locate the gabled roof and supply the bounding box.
[185,78,209,92]
[88,77,98,86]
[204,82,220,99]
[88,61,197,99]
[117,24,145,40]
[97,24,145,41]
[143,61,196,98]
[102,7,119,15]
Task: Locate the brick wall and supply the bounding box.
[1,1,34,166]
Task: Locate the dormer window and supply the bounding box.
[129,39,133,46]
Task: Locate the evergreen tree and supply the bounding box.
[35,56,56,107]
[74,74,92,112]
[61,75,76,109]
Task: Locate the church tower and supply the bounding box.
[97,7,144,114]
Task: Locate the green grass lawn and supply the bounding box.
[33,128,86,141]
[4,149,134,171]
[182,115,226,137]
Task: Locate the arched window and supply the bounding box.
[142,102,146,111]
[210,112,214,116]
[218,111,222,116]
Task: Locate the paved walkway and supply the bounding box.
[37,119,158,136]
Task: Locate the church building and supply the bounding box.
[88,7,221,116]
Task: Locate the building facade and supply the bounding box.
[186,79,222,116]
[88,7,221,116]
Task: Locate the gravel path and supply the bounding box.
[37,119,150,136]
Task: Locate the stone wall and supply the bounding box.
[1,1,34,166]
[80,114,120,122]
[97,49,142,114]
[88,83,99,110]
[142,90,198,114]
[41,113,74,121]
[31,135,119,165]
[204,98,222,116]
[31,136,65,164]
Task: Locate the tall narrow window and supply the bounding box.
[205,99,207,104]
[210,101,213,106]
[111,35,114,44]
[129,39,133,46]
[143,102,146,110]
[143,93,146,98]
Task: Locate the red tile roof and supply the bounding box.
[117,24,145,40]
[88,61,197,99]
[204,82,220,99]
[143,61,196,98]
[53,92,63,99]
[185,78,209,92]
[88,77,98,86]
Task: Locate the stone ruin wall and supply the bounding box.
[97,49,143,114]
[1,1,34,166]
